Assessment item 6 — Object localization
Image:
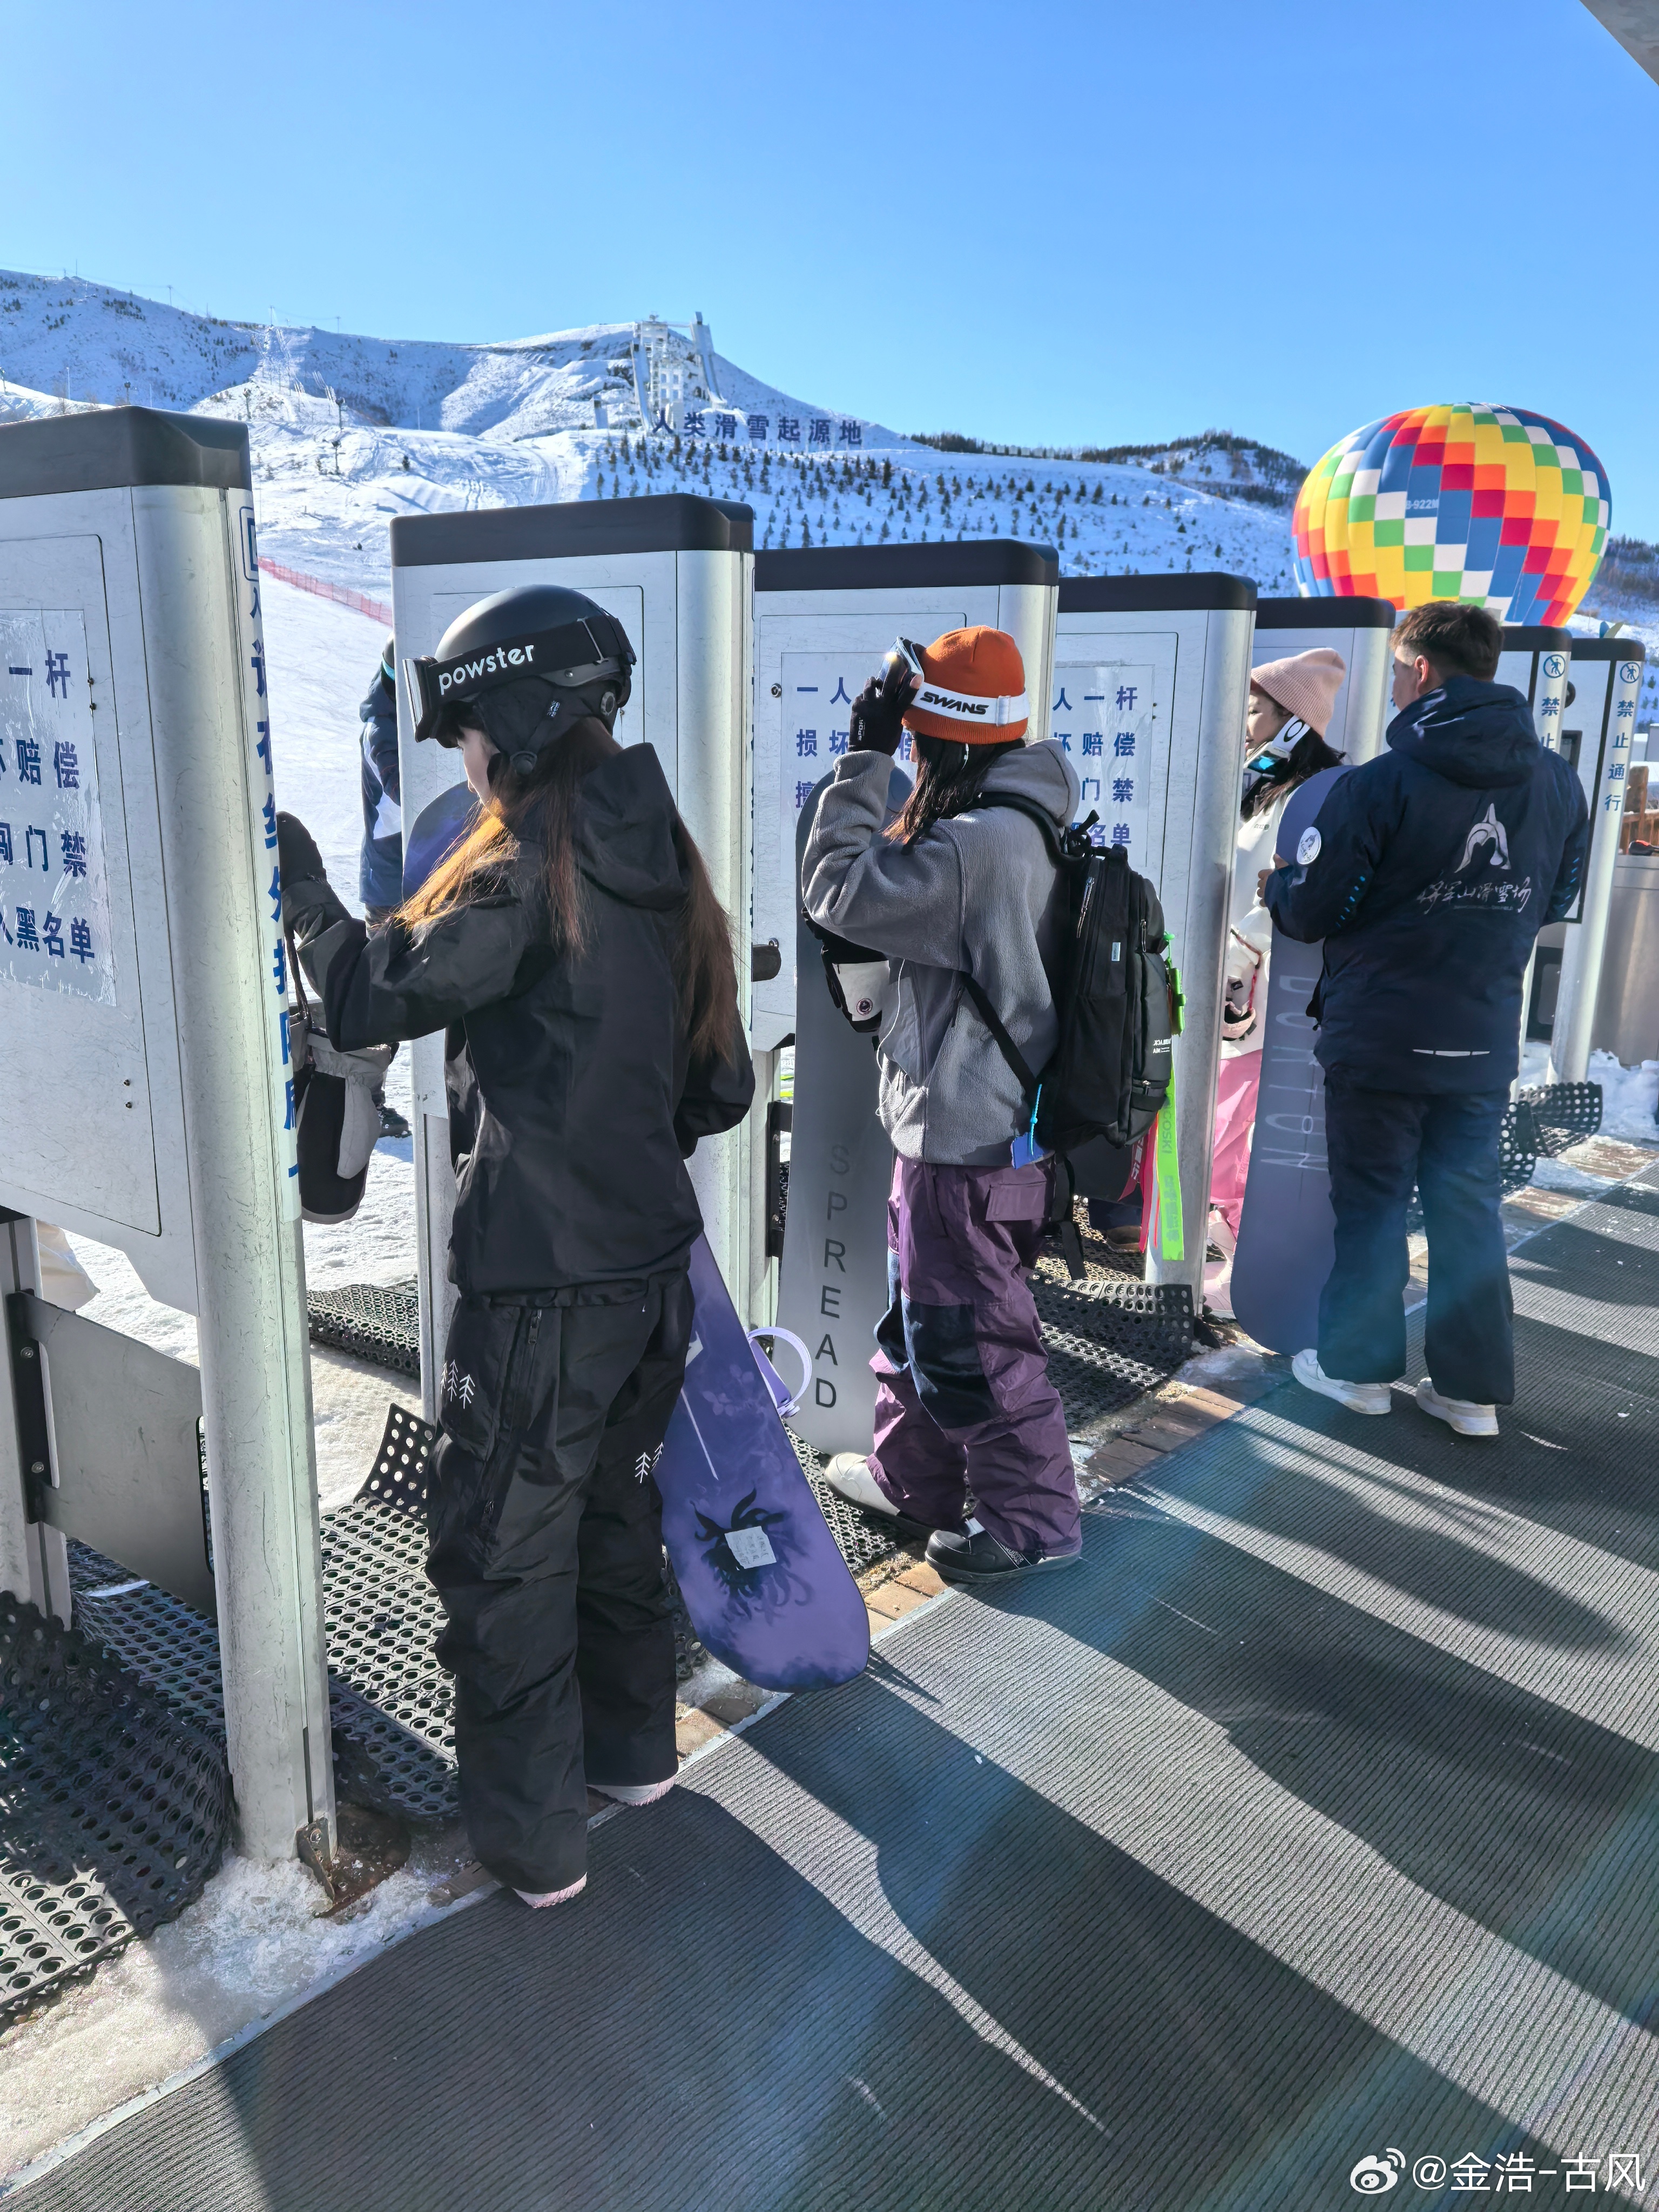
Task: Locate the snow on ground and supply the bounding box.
[1587,1048,1659,1140]
[0,1831,475,2186]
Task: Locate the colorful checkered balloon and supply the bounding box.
[1292,404,1609,626]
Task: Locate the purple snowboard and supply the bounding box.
[1230,767,1351,1356]
[656,1239,869,1692]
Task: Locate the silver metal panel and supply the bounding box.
[0,501,197,1312]
[0,442,333,1859]
[1054,601,1255,1305]
[1499,638,1574,1081]
[1551,651,1644,1083]
[135,482,334,1858]
[1590,852,1659,1067]
[14,1289,212,1617]
[774,772,906,1455]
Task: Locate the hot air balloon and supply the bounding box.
[1292,403,1609,626]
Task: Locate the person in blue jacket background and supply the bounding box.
[1264,601,1587,1439]
[360,635,402,922]
[358,635,409,1137]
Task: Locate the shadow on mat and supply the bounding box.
[741,1669,1562,2209]
[1508,1211,1659,1312]
[1346,1311,1659,1578]
[15,1792,1100,2212]
[980,1523,1659,2032]
[1121,1405,1630,1656]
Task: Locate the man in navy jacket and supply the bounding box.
[1264,602,1587,1438]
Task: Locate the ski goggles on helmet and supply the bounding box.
[402,613,636,746]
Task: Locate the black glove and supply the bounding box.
[847,659,918,757]
[277,813,349,939]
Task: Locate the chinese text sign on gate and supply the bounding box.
[0,611,116,1007]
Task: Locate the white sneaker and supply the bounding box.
[1415,1379,1499,1438]
[824,1453,899,1519]
[1292,1349,1393,1416]
[588,1777,675,1806]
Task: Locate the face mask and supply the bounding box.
[1242,717,1310,802]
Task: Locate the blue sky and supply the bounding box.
[8,1,1658,529]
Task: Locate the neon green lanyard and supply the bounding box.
[1148,960,1185,1265]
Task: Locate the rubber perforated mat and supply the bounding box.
[1520,1078,1603,1160]
[0,1590,231,2025]
[307,1279,420,1374]
[1032,1275,1193,1425]
[20,1165,1659,2209]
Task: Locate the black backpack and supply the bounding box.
[958,795,1182,1266]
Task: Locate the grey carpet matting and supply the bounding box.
[19,1165,1659,2210]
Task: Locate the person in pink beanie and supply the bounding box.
[1206,648,1347,1313]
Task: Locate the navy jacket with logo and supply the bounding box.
[1263,677,1588,1092]
[359,665,403,912]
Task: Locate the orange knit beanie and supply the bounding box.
[901,626,1029,744]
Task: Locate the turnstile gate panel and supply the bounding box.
[1055,575,1257,1306]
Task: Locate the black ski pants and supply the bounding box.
[1318,1071,1513,1405]
[426,1269,694,1894]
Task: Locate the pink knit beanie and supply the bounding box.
[1250,647,1346,736]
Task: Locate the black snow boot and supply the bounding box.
[926,1520,1081,1587]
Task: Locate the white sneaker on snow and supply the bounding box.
[1415,1379,1499,1438]
[1292,1350,1393,1416]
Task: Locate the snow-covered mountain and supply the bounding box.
[0,267,1306,599]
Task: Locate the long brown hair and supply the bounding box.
[398,720,739,1062]
[886,735,1022,846]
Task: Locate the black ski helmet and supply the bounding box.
[401,583,636,777]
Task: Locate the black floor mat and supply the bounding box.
[0,1590,231,2025]
[21,1168,1657,2210]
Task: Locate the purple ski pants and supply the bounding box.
[867,1157,1081,1559]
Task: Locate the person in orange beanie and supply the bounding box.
[801,626,1083,1587]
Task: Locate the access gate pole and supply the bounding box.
[136,484,336,1863]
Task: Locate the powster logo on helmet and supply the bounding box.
[402,584,635,767]
[902,626,1030,744]
[437,643,537,696]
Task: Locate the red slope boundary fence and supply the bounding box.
[259,557,393,629]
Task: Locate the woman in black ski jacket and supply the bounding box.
[278,584,752,1907]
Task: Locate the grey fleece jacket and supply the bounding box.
[802,741,1080,1165]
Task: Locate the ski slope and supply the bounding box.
[0,268,1305,601]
